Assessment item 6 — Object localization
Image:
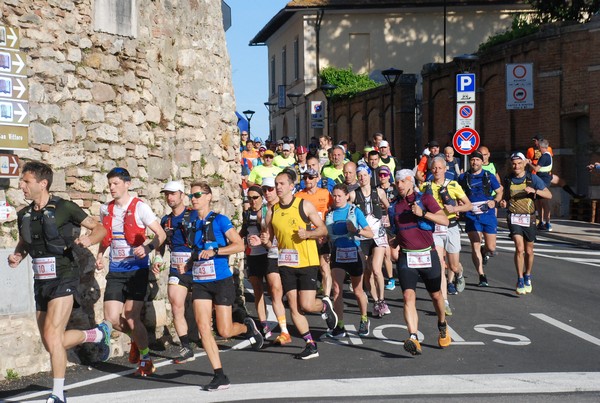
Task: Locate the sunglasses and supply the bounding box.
[378,173,390,177]
[261,186,275,192]
[263,155,274,159]
[303,175,318,179]
[188,192,204,199]
[248,195,262,200]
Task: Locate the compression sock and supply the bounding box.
[302,331,315,345]
[179,334,190,348]
[277,315,289,334]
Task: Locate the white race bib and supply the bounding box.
[471,201,487,215]
[406,250,432,269]
[111,244,133,261]
[336,247,358,263]
[32,257,57,280]
[510,214,531,227]
[434,224,448,235]
[168,275,180,285]
[374,235,389,247]
[192,260,216,281]
[278,249,299,267]
[170,251,192,267]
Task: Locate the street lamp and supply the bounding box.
[382,68,403,154]
[242,109,255,137]
[264,102,277,142]
[287,92,302,142]
[453,53,479,73]
[320,83,337,141]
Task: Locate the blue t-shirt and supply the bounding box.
[459,170,501,202]
[192,212,234,283]
[328,204,369,248]
[536,153,552,184]
[161,209,198,274]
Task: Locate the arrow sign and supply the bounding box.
[0,50,27,76]
[452,127,480,155]
[0,153,20,177]
[0,26,20,50]
[0,99,29,125]
[0,75,28,100]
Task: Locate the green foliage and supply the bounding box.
[6,368,19,380]
[320,66,380,100]
[479,14,540,52]
[528,0,600,24]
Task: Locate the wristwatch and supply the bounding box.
[213,247,219,256]
[147,243,155,251]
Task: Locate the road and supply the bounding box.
[3,229,600,402]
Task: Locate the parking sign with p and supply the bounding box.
[456,73,475,102]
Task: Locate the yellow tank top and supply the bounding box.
[271,197,320,268]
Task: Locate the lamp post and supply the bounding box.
[287,92,302,142]
[382,68,403,155]
[320,83,337,141]
[242,109,255,137]
[263,102,277,142]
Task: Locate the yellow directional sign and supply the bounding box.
[0,50,26,76]
[0,26,20,50]
[0,75,28,100]
[0,126,28,150]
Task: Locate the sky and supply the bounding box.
[225,0,289,141]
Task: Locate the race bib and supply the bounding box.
[170,251,191,267]
[336,247,358,263]
[434,224,448,235]
[471,201,487,215]
[111,244,133,261]
[32,257,57,280]
[192,260,216,281]
[168,275,180,285]
[374,235,389,247]
[511,214,531,227]
[278,249,299,267]
[406,250,432,269]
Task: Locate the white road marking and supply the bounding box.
[531,313,600,346]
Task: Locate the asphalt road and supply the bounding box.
[2,229,600,402]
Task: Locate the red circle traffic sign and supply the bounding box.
[459,105,473,119]
[453,127,480,155]
[513,87,527,101]
[512,65,527,79]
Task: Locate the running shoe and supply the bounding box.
[202,373,230,392]
[358,319,370,336]
[321,296,338,330]
[438,322,451,348]
[524,275,533,294]
[455,275,466,293]
[537,221,546,231]
[403,338,422,356]
[516,278,526,295]
[326,326,347,339]
[173,345,195,364]
[244,317,264,351]
[372,301,382,318]
[46,394,66,403]
[97,320,112,362]
[294,342,319,360]
[445,302,453,316]
[385,280,396,291]
[128,340,140,364]
[545,222,553,232]
[262,324,272,340]
[134,358,155,377]
[447,282,458,295]
[273,332,292,345]
[380,300,391,315]
[478,274,489,287]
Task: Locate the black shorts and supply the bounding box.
[318,241,331,255]
[359,239,375,256]
[507,215,537,243]
[397,248,442,293]
[331,245,363,277]
[34,277,79,312]
[246,254,277,278]
[104,269,149,302]
[191,277,236,306]
[279,266,319,293]
[168,271,194,291]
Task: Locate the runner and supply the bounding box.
[9,161,111,403]
[377,165,400,291]
[499,153,552,295]
[153,180,198,364]
[325,184,374,338]
[389,169,451,356]
[96,167,167,377]
[458,151,503,287]
[184,181,263,391]
[266,171,338,359]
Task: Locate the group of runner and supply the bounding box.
[8,130,573,398]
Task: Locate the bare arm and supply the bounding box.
[75,216,107,248]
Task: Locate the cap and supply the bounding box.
[363,146,374,152]
[511,152,526,161]
[333,144,345,152]
[296,145,308,154]
[263,150,275,157]
[261,177,275,188]
[428,140,440,147]
[378,166,391,175]
[379,140,389,148]
[253,137,262,143]
[303,168,319,178]
[282,144,291,151]
[395,169,415,181]
[276,140,284,145]
[161,180,185,193]
[259,146,267,151]
[532,134,543,141]
[470,151,484,160]
[357,164,370,175]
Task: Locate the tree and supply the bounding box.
[528,0,600,24]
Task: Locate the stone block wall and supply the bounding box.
[0,0,241,379]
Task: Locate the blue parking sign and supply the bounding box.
[456,73,476,102]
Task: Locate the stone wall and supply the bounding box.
[0,0,241,379]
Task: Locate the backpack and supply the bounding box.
[460,170,492,198]
[162,208,193,249]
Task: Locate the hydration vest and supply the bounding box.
[186,211,219,255]
[424,179,456,207]
[354,187,383,220]
[325,205,358,243]
[18,196,81,256]
[162,208,193,249]
[460,170,493,198]
[503,172,535,214]
[101,198,146,248]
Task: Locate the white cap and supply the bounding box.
[261,177,276,187]
[161,180,185,193]
[282,143,291,151]
[379,140,389,148]
[395,169,415,182]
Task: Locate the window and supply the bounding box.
[270,55,276,95]
[93,0,137,38]
[293,37,299,81]
[281,46,287,86]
